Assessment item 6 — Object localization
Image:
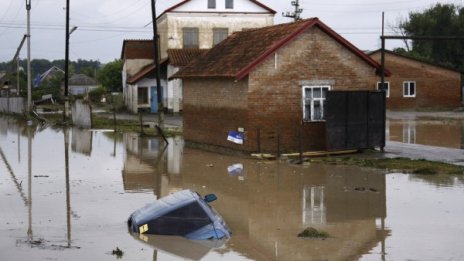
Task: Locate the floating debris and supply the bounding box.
[111,247,124,258]
[33,175,50,178]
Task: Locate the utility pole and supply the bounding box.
[63,0,70,121]
[282,0,303,22]
[150,0,164,129]
[26,0,32,114]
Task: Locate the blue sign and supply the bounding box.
[227,131,244,145]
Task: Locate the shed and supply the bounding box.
[369,49,462,109]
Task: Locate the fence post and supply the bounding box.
[299,127,303,163]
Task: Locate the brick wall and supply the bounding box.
[370,52,462,109]
[182,78,255,150]
[247,27,377,152]
[183,27,379,153]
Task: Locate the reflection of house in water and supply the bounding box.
[122,133,183,194]
[388,119,463,149]
[302,186,326,226]
[0,117,9,135]
[143,148,389,261]
[402,120,416,144]
[71,128,92,156]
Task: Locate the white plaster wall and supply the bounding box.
[127,84,138,113]
[167,65,182,113]
[125,59,153,76]
[164,13,273,51]
[136,77,168,111]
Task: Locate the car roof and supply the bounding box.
[130,189,200,224]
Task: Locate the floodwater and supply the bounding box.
[387,117,464,149]
[1,116,464,261]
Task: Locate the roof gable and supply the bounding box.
[127,58,168,84]
[174,18,386,80]
[162,0,275,15]
[69,74,98,86]
[121,40,154,60]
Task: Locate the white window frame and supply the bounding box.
[403,81,416,98]
[302,85,331,122]
[377,81,390,98]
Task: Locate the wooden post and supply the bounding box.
[299,127,303,163]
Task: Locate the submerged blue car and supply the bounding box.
[128,189,231,240]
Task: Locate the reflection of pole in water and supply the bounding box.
[64,128,71,247]
[112,134,117,157]
[153,249,157,261]
[0,147,28,205]
[27,125,33,241]
[381,218,386,261]
[18,130,21,163]
[154,140,168,199]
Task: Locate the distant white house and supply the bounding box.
[68,74,99,96]
[121,0,276,114]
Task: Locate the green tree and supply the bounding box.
[399,4,464,71]
[97,59,123,92]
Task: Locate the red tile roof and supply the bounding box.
[159,0,276,18]
[369,49,460,73]
[173,18,388,80]
[121,40,154,60]
[167,48,209,67]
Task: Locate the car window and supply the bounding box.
[148,202,211,235]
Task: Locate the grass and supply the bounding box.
[309,156,464,175]
[297,227,330,239]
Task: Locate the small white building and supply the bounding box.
[121,0,275,114]
[68,74,99,96]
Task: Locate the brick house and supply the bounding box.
[121,0,275,113]
[173,18,386,153]
[369,49,462,109]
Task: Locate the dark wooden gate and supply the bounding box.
[325,91,385,150]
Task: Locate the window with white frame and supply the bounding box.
[208,0,216,9]
[403,81,416,97]
[225,0,233,9]
[377,81,390,98]
[302,86,330,122]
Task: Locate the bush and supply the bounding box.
[88,86,107,103]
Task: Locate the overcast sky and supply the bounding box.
[0,0,462,64]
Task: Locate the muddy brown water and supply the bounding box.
[387,118,464,149]
[1,117,464,261]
